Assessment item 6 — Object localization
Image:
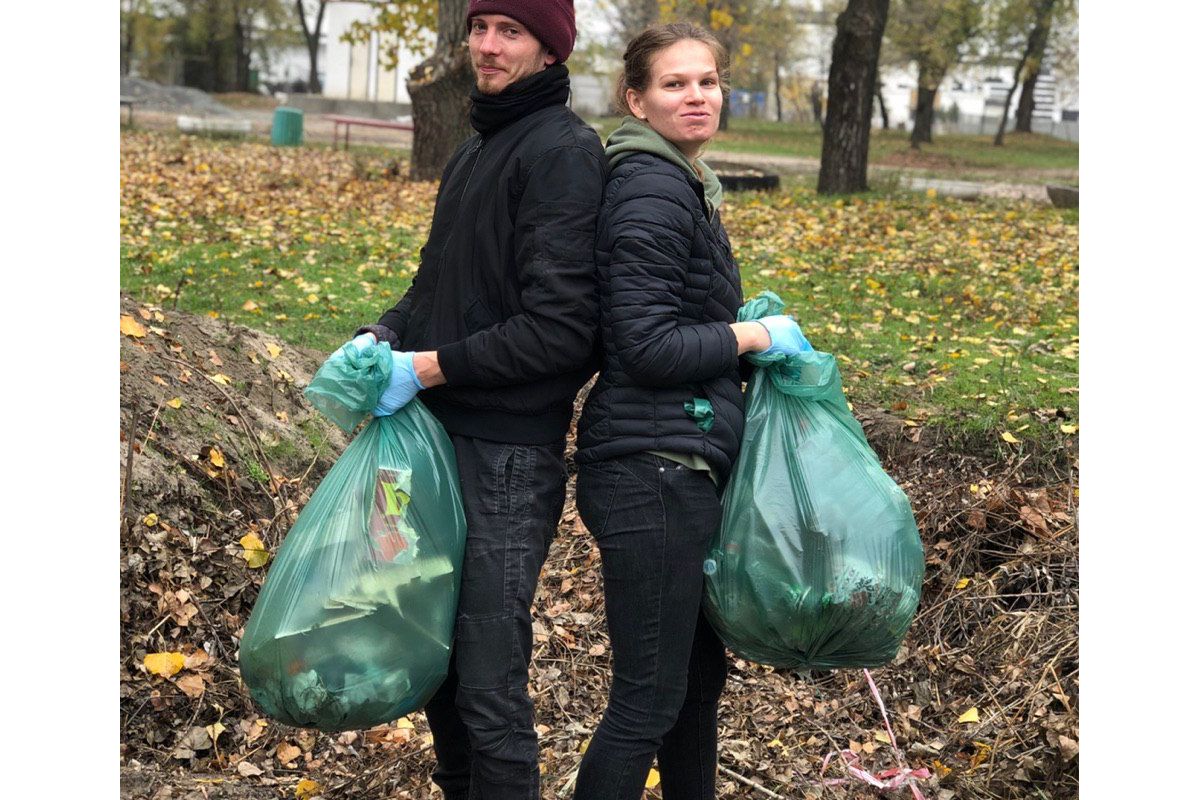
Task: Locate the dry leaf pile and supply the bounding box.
[121,297,1076,800]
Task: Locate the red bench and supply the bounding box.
[324,114,414,149]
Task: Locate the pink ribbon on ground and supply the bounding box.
[812,669,931,800]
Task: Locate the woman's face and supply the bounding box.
[627,39,723,159]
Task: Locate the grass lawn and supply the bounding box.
[589,116,1078,183]
[121,130,1078,457]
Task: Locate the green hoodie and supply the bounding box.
[605,116,723,218]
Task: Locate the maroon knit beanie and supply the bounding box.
[467,0,576,63]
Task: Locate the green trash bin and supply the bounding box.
[271,107,304,146]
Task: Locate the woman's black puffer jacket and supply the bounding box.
[575,151,747,482]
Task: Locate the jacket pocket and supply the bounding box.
[464,295,498,334]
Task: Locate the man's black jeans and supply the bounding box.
[422,435,567,800]
[573,453,729,800]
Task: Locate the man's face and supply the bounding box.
[468,14,555,95]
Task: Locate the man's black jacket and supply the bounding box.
[366,66,605,444]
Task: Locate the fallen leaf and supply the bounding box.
[242,300,260,312]
[240,533,271,568]
[206,722,226,745]
[208,373,232,386]
[236,760,264,777]
[395,717,415,730]
[176,673,206,698]
[295,779,323,800]
[184,649,210,670]
[958,707,980,724]
[143,513,159,527]
[955,578,971,590]
[166,397,183,409]
[144,652,185,678]
[1001,431,1020,444]
[266,343,282,359]
[874,730,891,744]
[208,447,226,468]
[276,411,289,423]
[121,315,147,338]
[277,742,302,765]
[1060,423,1077,434]
[138,308,152,320]
[1057,735,1079,760]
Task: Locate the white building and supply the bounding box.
[321,2,429,106]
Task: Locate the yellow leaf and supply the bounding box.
[266,343,282,360]
[295,779,322,800]
[874,730,891,744]
[120,315,147,338]
[926,188,938,198]
[143,513,159,527]
[276,411,289,423]
[242,300,260,312]
[767,738,783,748]
[208,447,226,468]
[1060,423,1078,434]
[395,716,415,729]
[206,722,226,744]
[955,578,970,589]
[144,652,185,678]
[1001,431,1020,444]
[958,707,980,724]
[933,759,952,778]
[166,397,183,409]
[207,310,220,319]
[579,737,590,754]
[240,533,271,568]
[209,373,232,386]
[645,768,661,789]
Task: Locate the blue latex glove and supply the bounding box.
[373,351,424,416]
[757,315,813,356]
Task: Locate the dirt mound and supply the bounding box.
[122,77,236,116]
[120,298,1077,799]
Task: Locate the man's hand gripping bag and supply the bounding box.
[239,340,467,732]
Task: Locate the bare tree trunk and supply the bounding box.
[775,51,784,122]
[910,63,944,148]
[296,1,328,94]
[876,72,888,129]
[122,0,135,77]
[1014,68,1038,132]
[818,0,889,195]
[407,0,474,181]
[996,0,1056,146]
[809,81,823,126]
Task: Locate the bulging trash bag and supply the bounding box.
[702,293,924,669]
[239,340,467,732]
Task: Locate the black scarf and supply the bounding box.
[469,63,571,136]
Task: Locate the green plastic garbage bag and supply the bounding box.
[239,340,467,732]
[702,292,924,669]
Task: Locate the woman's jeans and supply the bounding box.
[574,453,729,800]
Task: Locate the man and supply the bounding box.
[346,1,604,797]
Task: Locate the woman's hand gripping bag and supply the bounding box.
[238,340,467,732]
[703,293,924,669]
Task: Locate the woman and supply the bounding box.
[572,22,811,800]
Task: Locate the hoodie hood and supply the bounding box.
[605,116,723,215]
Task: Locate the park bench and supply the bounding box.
[121,95,136,125]
[324,114,414,149]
